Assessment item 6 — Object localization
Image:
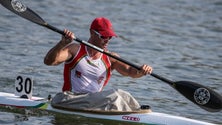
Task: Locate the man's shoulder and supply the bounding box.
[108,52,119,62]
[68,43,81,55]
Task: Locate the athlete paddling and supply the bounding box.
[44,17,152,111]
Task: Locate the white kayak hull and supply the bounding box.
[0,92,216,125]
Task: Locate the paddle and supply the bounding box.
[1,0,222,112]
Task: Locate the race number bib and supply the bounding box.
[15,75,33,99]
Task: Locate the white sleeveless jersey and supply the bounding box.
[63,44,111,93]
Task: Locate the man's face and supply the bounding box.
[92,30,112,49]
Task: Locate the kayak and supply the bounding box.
[0,91,216,125]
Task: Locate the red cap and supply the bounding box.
[90,17,117,37]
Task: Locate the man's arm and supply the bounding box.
[110,53,152,78]
[44,29,75,66]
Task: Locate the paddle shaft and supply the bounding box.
[46,24,175,84]
[46,24,141,68]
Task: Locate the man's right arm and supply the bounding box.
[44,41,72,65]
[44,29,75,66]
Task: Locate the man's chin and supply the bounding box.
[103,46,107,49]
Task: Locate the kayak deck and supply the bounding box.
[0,92,217,125]
[51,104,151,115]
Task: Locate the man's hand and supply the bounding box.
[61,29,75,44]
[138,64,152,75]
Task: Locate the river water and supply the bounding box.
[0,0,222,124]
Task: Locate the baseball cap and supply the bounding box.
[90,17,117,37]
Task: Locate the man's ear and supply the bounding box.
[89,29,94,35]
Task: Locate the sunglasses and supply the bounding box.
[93,30,112,41]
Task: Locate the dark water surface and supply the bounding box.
[0,0,222,124]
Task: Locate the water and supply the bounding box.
[0,0,222,124]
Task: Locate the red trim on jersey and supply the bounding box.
[62,44,87,91]
[101,54,111,87]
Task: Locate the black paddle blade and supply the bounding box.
[0,0,45,26]
[174,81,222,112]
[0,0,65,35]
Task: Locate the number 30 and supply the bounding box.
[15,75,32,94]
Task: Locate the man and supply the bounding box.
[44,17,152,111]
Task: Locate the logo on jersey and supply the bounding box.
[75,70,82,78]
[97,76,104,84]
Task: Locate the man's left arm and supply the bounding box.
[110,53,152,78]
